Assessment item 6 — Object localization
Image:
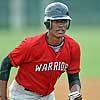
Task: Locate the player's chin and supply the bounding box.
[56,33,65,38]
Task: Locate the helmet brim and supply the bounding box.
[44,16,72,22]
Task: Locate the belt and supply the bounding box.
[15,80,35,93]
[24,88,33,92]
[24,88,43,96]
[15,80,43,96]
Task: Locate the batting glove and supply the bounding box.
[68,91,82,100]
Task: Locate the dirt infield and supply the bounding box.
[55,78,100,100]
[0,78,99,100]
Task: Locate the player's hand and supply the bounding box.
[68,91,82,100]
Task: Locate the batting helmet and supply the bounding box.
[44,2,72,29]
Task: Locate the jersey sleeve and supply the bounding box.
[8,38,30,67]
[67,42,81,74]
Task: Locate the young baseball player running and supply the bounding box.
[0,2,82,100]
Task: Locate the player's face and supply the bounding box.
[49,19,69,39]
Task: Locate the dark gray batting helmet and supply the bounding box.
[44,2,71,29]
[44,2,72,22]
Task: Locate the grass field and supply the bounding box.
[0,25,100,79]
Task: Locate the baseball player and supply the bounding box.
[0,2,82,100]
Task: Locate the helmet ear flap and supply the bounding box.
[67,20,70,30]
[44,20,51,29]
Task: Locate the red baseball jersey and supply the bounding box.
[8,33,80,96]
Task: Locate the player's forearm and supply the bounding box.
[67,73,81,91]
[68,73,82,100]
[0,56,12,100]
[0,80,8,99]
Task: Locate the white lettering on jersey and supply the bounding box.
[41,64,47,71]
[35,62,68,72]
[35,64,42,71]
[53,62,58,70]
[48,62,53,70]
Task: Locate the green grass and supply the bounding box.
[69,25,100,78]
[0,25,100,79]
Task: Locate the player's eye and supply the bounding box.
[53,20,67,23]
[61,20,66,23]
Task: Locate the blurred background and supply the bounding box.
[0,0,100,78]
[0,0,100,30]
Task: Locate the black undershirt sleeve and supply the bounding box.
[0,56,13,80]
[67,73,81,89]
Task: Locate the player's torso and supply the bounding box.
[16,33,71,95]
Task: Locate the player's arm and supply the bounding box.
[68,73,82,100]
[0,56,13,100]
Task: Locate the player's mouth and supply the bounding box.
[56,29,65,34]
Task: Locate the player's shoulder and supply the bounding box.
[64,34,80,48]
[23,33,46,46]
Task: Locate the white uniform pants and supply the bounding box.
[9,80,55,100]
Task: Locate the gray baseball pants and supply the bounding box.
[9,80,55,100]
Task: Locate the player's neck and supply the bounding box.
[46,32,63,46]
